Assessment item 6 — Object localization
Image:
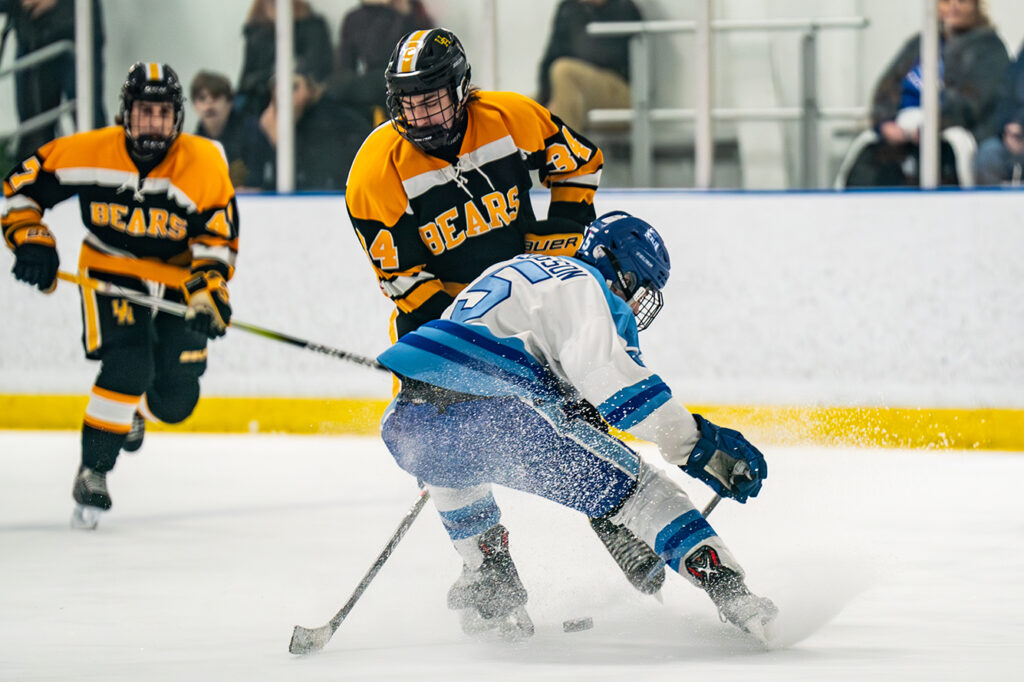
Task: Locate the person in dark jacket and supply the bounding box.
[537,0,642,131]
[190,71,272,191]
[842,0,1010,187]
[333,0,434,125]
[258,66,370,191]
[974,39,1024,185]
[0,0,106,159]
[236,0,333,117]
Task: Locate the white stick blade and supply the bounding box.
[288,624,334,655]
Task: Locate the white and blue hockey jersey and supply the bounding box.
[377,253,700,464]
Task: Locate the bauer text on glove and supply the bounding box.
[679,414,767,503]
[183,271,231,338]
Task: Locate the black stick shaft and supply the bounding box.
[228,320,384,370]
[701,494,722,517]
[327,490,431,631]
[58,271,385,371]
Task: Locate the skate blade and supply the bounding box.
[458,606,534,642]
[71,504,103,530]
[740,608,780,647]
[289,624,334,655]
[640,560,666,596]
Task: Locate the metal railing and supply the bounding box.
[586,12,870,188]
[919,0,940,188]
[73,0,93,134]
[0,40,77,153]
[274,0,296,192]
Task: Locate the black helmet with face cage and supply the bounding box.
[385,28,471,152]
[120,61,184,160]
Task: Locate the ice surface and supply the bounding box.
[1,431,1021,681]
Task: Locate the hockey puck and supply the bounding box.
[562,617,594,633]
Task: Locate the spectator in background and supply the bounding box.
[190,71,272,191]
[838,0,1009,187]
[236,0,333,117]
[334,0,434,125]
[975,39,1024,185]
[537,0,642,132]
[0,0,106,160]
[258,65,370,191]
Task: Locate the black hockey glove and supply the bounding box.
[10,224,59,293]
[183,271,232,339]
[563,399,609,433]
[680,414,767,503]
[533,216,587,234]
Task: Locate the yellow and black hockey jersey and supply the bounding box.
[346,90,603,336]
[2,126,239,290]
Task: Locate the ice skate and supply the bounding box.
[589,515,665,595]
[447,524,534,641]
[456,604,534,642]
[71,503,104,530]
[121,412,145,453]
[71,467,110,530]
[685,545,778,644]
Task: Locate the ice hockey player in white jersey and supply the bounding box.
[376,210,777,643]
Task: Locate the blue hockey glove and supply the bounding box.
[681,414,767,503]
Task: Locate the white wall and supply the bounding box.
[2,191,1022,409]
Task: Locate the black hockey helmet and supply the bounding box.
[385,28,472,151]
[120,61,185,159]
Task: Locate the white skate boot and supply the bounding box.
[685,544,778,644]
[447,524,534,641]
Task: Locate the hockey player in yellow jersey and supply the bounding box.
[346,29,669,618]
[2,62,239,529]
[347,28,605,339]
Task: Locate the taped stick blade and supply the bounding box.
[289,623,335,655]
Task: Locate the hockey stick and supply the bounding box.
[57,271,385,371]
[289,489,431,655]
[701,494,722,517]
[699,460,752,517]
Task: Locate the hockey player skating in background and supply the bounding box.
[2,62,238,529]
[376,211,778,642]
[349,28,669,597]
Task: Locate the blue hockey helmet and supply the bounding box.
[576,211,671,330]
